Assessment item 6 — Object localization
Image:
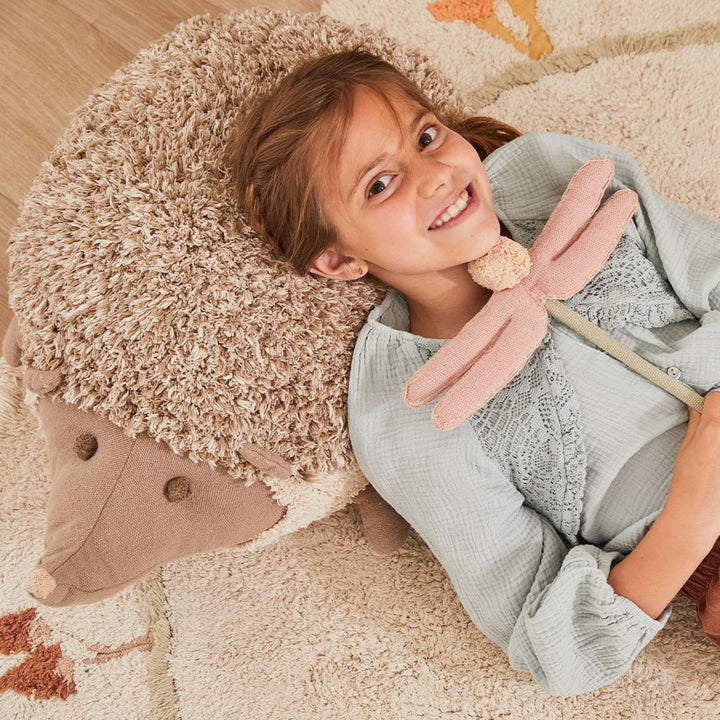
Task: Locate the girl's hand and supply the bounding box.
[664,390,720,544]
[607,392,720,619]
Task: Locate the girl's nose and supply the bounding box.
[416,157,452,198]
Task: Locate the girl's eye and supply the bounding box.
[368,174,391,197]
[418,126,438,150]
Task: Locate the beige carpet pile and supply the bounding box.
[2,1,720,717]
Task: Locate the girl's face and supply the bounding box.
[311,86,501,292]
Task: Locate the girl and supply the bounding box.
[233,50,720,696]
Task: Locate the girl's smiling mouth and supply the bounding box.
[429,187,473,230]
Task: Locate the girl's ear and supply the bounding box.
[308,245,368,281]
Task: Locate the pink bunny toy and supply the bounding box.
[403,158,705,430]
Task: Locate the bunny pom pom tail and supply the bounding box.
[468,237,531,291]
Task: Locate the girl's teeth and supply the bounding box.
[432,190,469,229]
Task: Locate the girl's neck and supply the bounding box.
[403,264,492,339]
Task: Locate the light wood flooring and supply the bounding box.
[0,0,322,342]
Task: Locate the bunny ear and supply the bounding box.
[403,287,548,429]
[403,290,517,409]
[429,291,548,430]
[529,157,615,270]
[536,189,638,300]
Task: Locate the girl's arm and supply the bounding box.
[485,133,720,614]
[350,332,668,697]
[608,391,720,618]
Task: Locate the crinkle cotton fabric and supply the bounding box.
[348,132,720,696]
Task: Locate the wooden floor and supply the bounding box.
[0,0,322,342]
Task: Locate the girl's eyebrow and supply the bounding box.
[349,108,433,199]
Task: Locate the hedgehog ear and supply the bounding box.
[238,442,292,480]
[24,367,64,395]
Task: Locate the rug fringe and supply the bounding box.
[139,568,179,720]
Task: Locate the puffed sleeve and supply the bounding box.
[348,318,668,697]
[603,143,720,318]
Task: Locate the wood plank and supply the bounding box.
[0,193,17,337]
[0,0,322,342]
[0,2,131,204]
[61,0,323,53]
[56,0,240,56]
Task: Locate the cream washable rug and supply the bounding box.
[2,1,720,717]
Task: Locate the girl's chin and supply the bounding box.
[470,233,503,261]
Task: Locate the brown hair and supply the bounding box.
[231,50,521,274]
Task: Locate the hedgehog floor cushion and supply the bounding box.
[0,8,490,606]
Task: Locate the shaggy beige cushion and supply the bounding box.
[4,8,473,605]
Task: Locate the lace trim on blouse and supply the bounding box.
[460,218,692,540]
[468,332,587,543]
[513,220,694,330]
